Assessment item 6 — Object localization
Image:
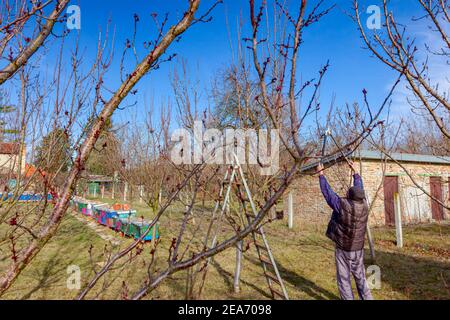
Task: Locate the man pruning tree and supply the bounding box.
[316,161,373,300]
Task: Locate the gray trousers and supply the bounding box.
[335,247,373,300]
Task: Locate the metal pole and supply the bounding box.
[394,192,403,248]
[365,195,376,261]
[366,224,375,260]
[112,171,118,199]
[288,191,294,229]
[111,183,115,199]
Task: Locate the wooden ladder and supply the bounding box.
[201,155,289,300]
[232,156,289,300]
[198,154,289,300]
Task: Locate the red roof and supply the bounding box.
[24,164,37,178]
[24,164,51,179]
[0,142,20,155]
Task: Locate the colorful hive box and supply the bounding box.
[0,193,52,201]
[129,221,159,241]
[92,206,105,221]
[70,198,160,242]
[110,216,119,230]
[127,223,141,238]
[96,210,107,225]
[105,211,118,228]
[119,220,129,234]
[116,210,137,219]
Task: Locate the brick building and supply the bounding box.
[0,142,25,175]
[286,150,450,226]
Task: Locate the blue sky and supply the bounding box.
[7,1,435,134]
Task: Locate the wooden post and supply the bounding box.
[101,185,105,199]
[185,266,193,300]
[187,193,195,225]
[366,224,375,260]
[139,185,143,204]
[93,185,96,198]
[394,192,403,248]
[112,171,118,199]
[288,191,294,229]
[233,240,243,294]
[124,182,128,202]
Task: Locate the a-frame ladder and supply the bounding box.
[200,154,289,300]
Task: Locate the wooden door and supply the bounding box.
[383,176,398,225]
[430,177,444,221]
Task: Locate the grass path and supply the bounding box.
[69,210,122,246]
[1,198,449,299]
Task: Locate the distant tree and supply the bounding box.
[85,118,121,176]
[210,66,264,129]
[0,90,18,140]
[35,128,71,173]
[395,115,450,156]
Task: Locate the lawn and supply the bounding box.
[0,197,449,300]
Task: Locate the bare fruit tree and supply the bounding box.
[74,0,402,300]
[0,0,71,84]
[354,0,450,139]
[0,0,205,295]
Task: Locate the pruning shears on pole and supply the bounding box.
[320,127,331,164]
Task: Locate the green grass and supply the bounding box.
[0,198,449,300]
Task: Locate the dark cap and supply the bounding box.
[348,186,365,201]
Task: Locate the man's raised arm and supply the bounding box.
[317,163,341,212]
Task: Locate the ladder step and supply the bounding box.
[265,272,281,285]
[260,256,273,266]
[270,287,285,299]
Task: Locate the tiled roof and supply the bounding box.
[0,142,20,155]
[301,150,450,172]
